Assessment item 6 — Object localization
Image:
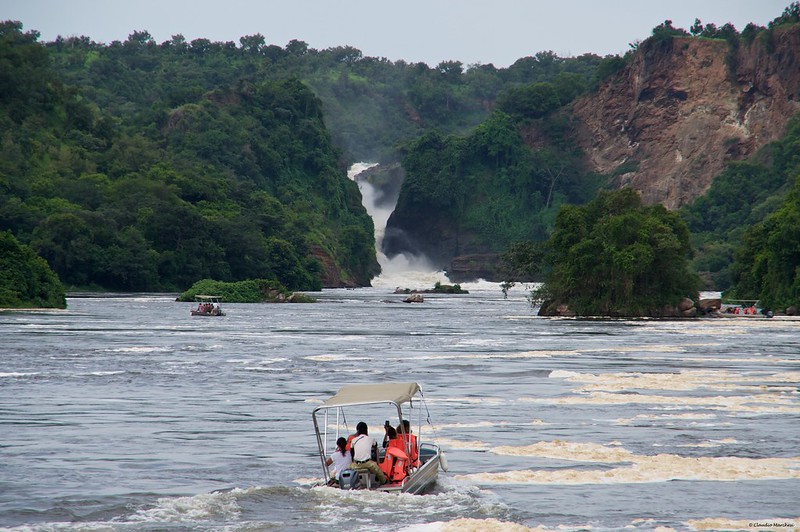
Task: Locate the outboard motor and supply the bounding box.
[338,469,360,489]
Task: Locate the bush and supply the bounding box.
[177,278,302,303]
[0,231,66,308]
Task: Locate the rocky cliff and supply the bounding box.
[572,26,800,209]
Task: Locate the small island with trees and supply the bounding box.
[393,282,469,295]
[177,279,315,303]
[530,189,700,317]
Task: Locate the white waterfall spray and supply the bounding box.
[348,163,451,288]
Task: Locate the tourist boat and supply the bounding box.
[311,382,446,494]
[718,299,769,318]
[190,295,225,316]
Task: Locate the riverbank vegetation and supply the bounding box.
[0,231,66,308]
[177,278,315,303]
[726,176,800,311]
[534,189,700,317]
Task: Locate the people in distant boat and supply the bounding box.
[325,436,350,485]
[349,421,386,484]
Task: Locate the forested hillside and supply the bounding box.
[0,21,378,291]
[0,19,606,292]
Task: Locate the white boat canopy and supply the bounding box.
[318,382,421,409]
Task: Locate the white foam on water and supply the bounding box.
[590,345,688,353]
[434,437,490,450]
[548,369,773,393]
[614,413,718,425]
[457,439,800,484]
[304,354,373,362]
[522,391,800,414]
[409,351,557,361]
[309,478,509,524]
[492,440,637,462]
[294,477,321,486]
[103,346,173,354]
[681,356,800,365]
[675,438,740,448]
[436,420,547,430]
[127,488,253,523]
[425,396,506,405]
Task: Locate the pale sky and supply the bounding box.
[1,1,790,67]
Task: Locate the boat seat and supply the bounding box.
[338,469,378,489]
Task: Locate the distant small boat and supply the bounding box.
[718,299,769,318]
[190,295,225,316]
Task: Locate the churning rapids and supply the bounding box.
[2,286,799,531]
[2,164,799,531]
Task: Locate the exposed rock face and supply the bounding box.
[447,253,501,282]
[354,162,405,211]
[310,244,362,288]
[572,27,800,209]
[383,208,467,271]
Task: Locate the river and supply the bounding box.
[1,282,798,531]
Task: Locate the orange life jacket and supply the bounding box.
[401,433,419,465]
[380,446,409,482]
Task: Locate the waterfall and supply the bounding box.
[348,163,451,288]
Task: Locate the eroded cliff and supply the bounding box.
[572,27,800,209]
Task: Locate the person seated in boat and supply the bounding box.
[396,420,419,464]
[349,421,386,484]
[325,437,350,485]
[382,424,406,456]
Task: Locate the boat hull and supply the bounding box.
[399,455,439,494]
[337,445,441,494]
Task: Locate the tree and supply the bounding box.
[690,19,704,37]
[729,177,800,311]
[0,230,65,308]
[239,33,265,53]
[536,189,699,316]
[496,82,560,121]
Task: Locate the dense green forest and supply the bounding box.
[0,21,378,292]
[0,18,608,295]
[681,115,800,291]
[385,108,601,265]
[535,189,699,316]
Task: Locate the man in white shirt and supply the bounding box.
[349,421,387,484]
